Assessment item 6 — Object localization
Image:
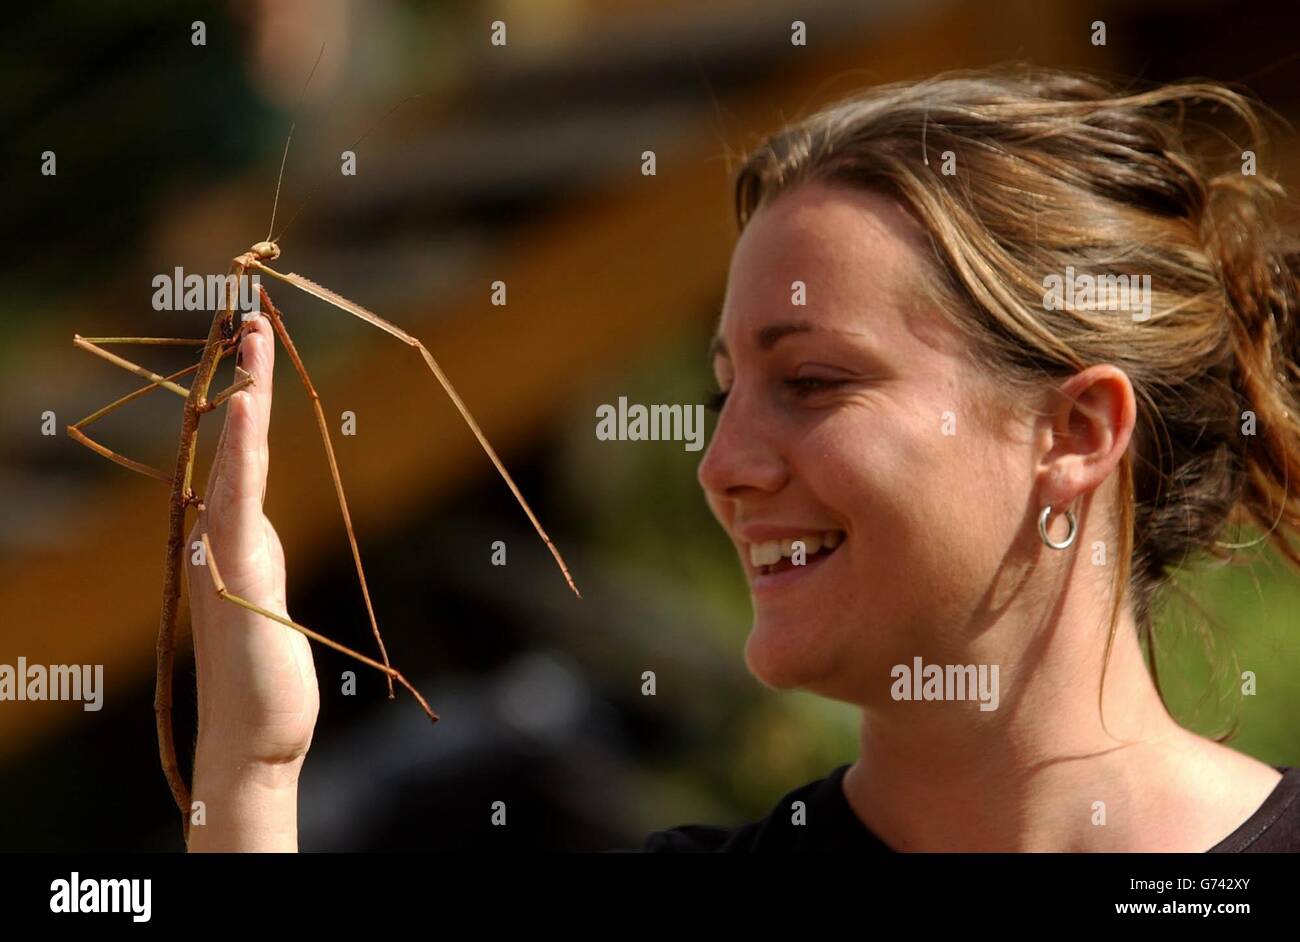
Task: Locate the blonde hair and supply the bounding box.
[733,65,1300,721]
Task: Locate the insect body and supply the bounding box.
[68,238,580,838]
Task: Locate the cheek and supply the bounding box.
[897,412,1033,628]
[791,405,926,523]
[794,402,1013,602]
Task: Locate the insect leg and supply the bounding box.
[198,530,437,720]
[256,285,396,697]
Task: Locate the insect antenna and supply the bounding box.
[266,41,327,242]
[265,123,296,244]
[271,93,425,246]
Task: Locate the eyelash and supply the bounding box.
[785,377,845,396]
[704,378,845,413]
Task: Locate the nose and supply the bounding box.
[696,393,788,500]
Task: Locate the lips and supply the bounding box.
[733,526,846,591]
[745,538,843,598]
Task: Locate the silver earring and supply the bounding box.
[1038,504,1077,550]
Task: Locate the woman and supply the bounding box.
[186,65,1300,852]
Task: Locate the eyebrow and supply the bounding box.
[708,321,817,360]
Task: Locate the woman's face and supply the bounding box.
[698,181,1039,706]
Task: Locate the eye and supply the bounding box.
[704,389,730,413]
[784,377,846,397]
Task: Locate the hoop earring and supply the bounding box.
[1038,504,1077,550]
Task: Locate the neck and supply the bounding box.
[843,585,1204,851]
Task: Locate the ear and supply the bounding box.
[1037,365,1136,508]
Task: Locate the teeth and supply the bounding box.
[747,532,843,567]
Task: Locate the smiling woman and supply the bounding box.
[673,64,1300,852]
[185,64,1300,854]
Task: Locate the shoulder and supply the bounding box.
[641,765,887,853]
[1212,766,1300,852]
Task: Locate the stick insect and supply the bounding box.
[66,111,582,840]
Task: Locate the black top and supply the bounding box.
[642,764,1300,852]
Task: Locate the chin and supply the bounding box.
[743,614,836,691]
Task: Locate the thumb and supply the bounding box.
[205,313,275,557]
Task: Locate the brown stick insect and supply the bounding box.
[65,106,582,839]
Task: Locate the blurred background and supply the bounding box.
[1,0,1298,851]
